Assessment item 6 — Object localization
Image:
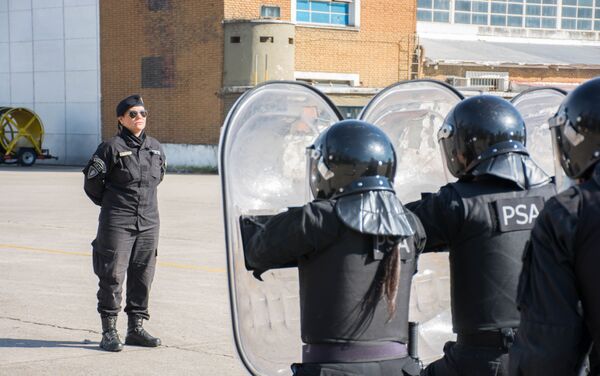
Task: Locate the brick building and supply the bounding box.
[416,0,600,95]
[99,0,419,167]
[7,0,596,166]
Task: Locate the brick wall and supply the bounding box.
[295,2,417,88]
[100,0,224,144]
[424,64,600,86]
[101,0,418,144]
[224,0,418,88]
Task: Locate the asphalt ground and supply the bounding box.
[0,166,247,375]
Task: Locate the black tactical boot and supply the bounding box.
[100,315,123,352]
[125,315,161,347]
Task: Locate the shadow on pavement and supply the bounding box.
[0,338,101,350]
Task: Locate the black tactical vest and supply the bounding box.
[575,170,600,351]
[298,212,422,344]
[578,169,600,244]
[449,179,556,334]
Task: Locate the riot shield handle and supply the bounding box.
[408,321,419,360]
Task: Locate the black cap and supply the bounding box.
[116,94,144,117]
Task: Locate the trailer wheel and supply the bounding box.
[17,148,37,166]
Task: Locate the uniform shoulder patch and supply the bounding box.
[87,156,106,180]
[87,167,99,179]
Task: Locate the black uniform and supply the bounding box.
[407,173,555,376]
[245,195,425,376]
[83,127,166,319]
[509,162,600,375]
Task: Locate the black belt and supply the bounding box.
[302,342,408,363]
[457,328,517,349]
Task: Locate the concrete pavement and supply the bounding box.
[0,166,247,375]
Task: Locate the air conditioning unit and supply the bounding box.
[465,71,509,91]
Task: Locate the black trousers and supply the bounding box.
[92,225,159,319]
[291,356,422,376]
[421,341,509,376]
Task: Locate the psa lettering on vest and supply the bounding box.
[494,197,545,232]
[373,236,413,260]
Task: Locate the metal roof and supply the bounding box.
[420,38,600,67]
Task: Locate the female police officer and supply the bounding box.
[83,95,166,352]
[244,120,424,376]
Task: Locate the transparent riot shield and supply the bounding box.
[359,79,464,363]
[219,81,343,376]
[511,87,570,191]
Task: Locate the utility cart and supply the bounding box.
[0,107,57,166]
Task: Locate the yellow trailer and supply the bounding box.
[0,107,57,166]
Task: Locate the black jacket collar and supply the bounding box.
[119,126,146,148]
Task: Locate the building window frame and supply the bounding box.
[418,0,452,23]
[261,5,281,18]
[417,0,563,29]
[561,0,596,30]
[294,71,360,86]
[292,0,361,28]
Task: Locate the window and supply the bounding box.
[147,0,169,11]
[491,14,507,24]
[141,56,174,88]
[261,5,281,18]
[541,17,556,27]
[296,0,355,26]
[473,13,488,23]
[488,0,557,28]
[542,6,556,16]
[577,19,592,29]
[455,12,471,23]
[416,0,597,31]
[418,0,451,22]
[452,0,489,25]
[507,15,522,26]
[561,18,576,28]
[508,4,523,14]
[561,0,595,30]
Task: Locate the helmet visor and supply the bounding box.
[437,121,456,182]
[548,111,577,189]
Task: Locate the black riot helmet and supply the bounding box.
[307,120,396,199]
[549,77,600,179]
[438,95,528,178]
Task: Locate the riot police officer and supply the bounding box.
[244,120,424,376]
[83,94,166,352]
[405,96,556,376]
[509,78,600,375]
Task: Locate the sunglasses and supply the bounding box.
[128,110,148,119]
